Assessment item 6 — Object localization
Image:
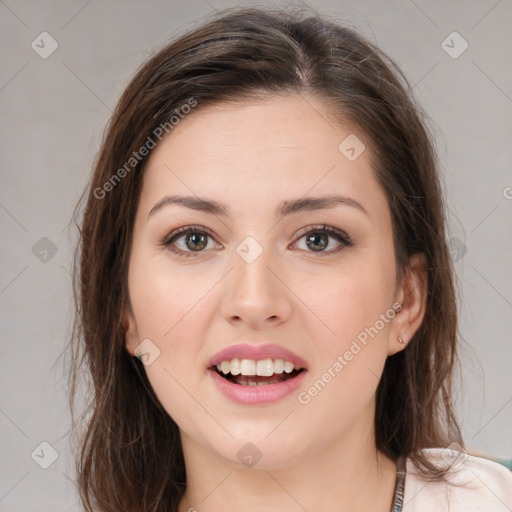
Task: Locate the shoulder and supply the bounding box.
[402,447,512,512]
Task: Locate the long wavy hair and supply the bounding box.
[67,6,463,511]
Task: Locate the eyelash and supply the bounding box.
[160,224,353,258]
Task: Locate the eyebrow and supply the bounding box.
[148,194,369,219]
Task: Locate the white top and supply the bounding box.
[400,448,512,511]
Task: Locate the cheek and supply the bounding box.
[293,275,394,438]
[293,249,396,353]
[291,244,396,429]
[127,251,209,387]
[143,355,214,439]
[128,258,216,429]
[128,249,212,341]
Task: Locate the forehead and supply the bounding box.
[138,94,389,226]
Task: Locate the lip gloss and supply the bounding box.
[208,368,307,405]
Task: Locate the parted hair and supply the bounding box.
[68,6,463,511]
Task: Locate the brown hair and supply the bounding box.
[67,6,463,511]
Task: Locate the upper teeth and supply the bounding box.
[216,359,297,377]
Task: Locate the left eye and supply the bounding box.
[161,224,353,257]
[292,225,353,255]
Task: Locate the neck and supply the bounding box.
[177,415,397,512]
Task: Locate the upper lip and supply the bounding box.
[209,343,308,370]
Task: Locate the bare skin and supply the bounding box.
[123,93,427,512]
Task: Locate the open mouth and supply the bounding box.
[214,368,305,386]
[211,359,306,386]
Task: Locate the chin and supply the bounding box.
[202,430,306,471]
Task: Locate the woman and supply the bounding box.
[68,7,512,511]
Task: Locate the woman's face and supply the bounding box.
[124,94,423,469]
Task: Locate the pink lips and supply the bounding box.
[208,343,308,370]
[208,343,308,405]
[209,368,307,405]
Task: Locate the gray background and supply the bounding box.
[1,0,511,510]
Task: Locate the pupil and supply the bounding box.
[306,233,327,251]
[186,233,207,251]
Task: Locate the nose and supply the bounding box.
[220,241,293,329]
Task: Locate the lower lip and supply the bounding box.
[208,368,307,405]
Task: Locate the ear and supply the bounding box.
[388,252,428,355]
[123,305,140,357]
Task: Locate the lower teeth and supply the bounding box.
[221,371,299,386]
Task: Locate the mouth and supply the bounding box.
[208,343,308,404]
[210,358,306,386]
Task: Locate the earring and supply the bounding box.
[397,336,406,344]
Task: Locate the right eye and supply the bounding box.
[161,225,222,258]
